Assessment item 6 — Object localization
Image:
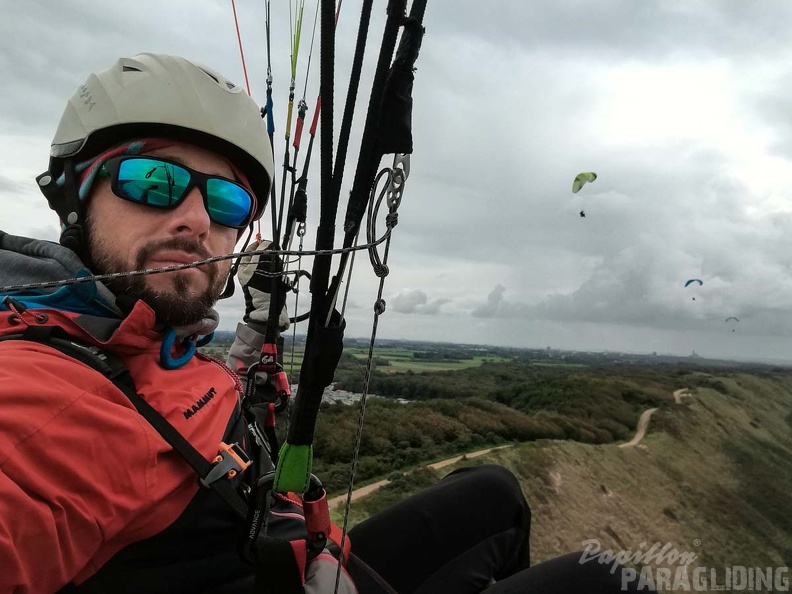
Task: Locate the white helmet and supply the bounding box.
[45,52,273,222]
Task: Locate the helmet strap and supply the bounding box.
[220,223,255,300]
[37,159,90,263]
[219,276,236,300]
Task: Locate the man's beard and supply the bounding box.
[89,233,227,327]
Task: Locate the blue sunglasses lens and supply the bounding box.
[206,177,254,228]
[114,158,253,228]
[116,158,190,207]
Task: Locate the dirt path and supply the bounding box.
[619,407,659,448]
[620,388,692,448]
[328,445,511,508]
[333,387,693,504]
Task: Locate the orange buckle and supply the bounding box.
[199,442,252,487]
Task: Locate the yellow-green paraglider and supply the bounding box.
[572,172,597,194]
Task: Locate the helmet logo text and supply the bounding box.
[78,85,96,111]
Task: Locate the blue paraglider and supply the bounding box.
[684,279,703,300]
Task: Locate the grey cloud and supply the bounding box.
[749,79,792,160]
[430,1,792,62]
[472,285,532,319]
[390,288,449,315]
[0,174,25,194]
[23,225,61,243]
[0,1,242,136]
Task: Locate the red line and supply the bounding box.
[231,0,252,95]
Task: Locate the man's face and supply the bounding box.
[86,142,240,326]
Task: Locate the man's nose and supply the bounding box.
[169,187,211,238]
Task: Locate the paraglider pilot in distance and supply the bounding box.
[0,53,648,593]
[684,278,703,301]
[573,172,595,219]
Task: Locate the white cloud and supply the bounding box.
[389,288,449,315]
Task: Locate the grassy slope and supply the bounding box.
[339,372,792,574]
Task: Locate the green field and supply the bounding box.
[202,340,585,377]
[259,345,513,375]
[345,346,511,373]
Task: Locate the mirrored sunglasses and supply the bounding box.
[99,155,255,229]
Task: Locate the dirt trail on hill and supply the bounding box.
[619,408,659,448]
[620,388,692,448]
[328,445,511,508]
[333,388,694,505]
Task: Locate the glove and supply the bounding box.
[304,551,359,594]
[237,239,290,335]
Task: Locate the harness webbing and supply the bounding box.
[0,326,249,520]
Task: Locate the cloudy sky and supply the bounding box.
[4,1,792,363]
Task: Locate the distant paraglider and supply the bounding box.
[573,172,596,219]
[684,278,703,300]
[726,317,740,332]
[572,172,597,194]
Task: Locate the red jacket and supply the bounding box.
[0,301,245,592]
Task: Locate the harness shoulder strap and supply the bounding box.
[0,326,250,519]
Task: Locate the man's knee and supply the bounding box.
[447,464,527,509]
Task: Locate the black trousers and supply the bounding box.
[347,465,649,594]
